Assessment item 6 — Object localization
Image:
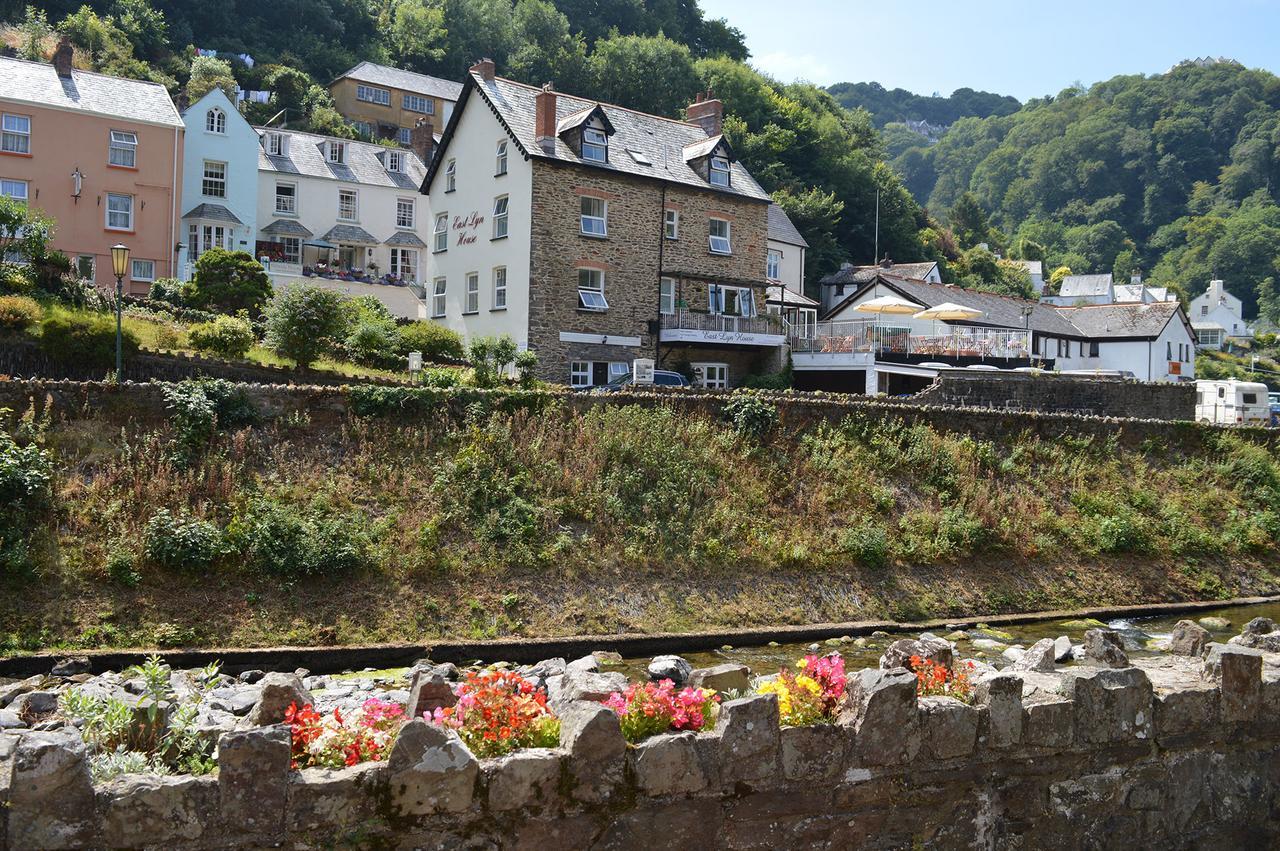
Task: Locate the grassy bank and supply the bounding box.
[3,388,1280,653]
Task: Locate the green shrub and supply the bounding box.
[468,335,519,388]
[397,321,465,361]
[344,319,400,368]
[1094,514,1149,554]
[187,249,272,314]
[839,522,889,568]
[0,264,34,295]
[0,295,43,332]
[106,549,141,587]
[514,349,539,388]
[228,498,373,579]
[142,509,227,572]
[29,249,71,295]
[38,311,139,366]
[0,428,53,571]
[724,391,779,439]
[187,315,254,359]
[160,379,259,463]
[263,284,348,368]
[148,278,186,306]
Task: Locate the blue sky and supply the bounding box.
[699,0,1280,101]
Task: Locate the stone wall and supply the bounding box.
[4,646,1280,849]
[912,370,1196,420]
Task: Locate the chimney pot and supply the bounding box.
[686,92,724,138]
[880,255,893,269]
[470,58,496,81]
[411,119,435,169]
[53,37,74,78]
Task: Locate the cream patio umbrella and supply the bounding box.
[912,302,985,357]
[851,295,924,352]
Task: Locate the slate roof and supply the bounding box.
[682,135,726,161]
[385,230,427,247]
[819,261,938,287]
[1054,302,1182,339]
[424,73,770,202]
[182,203,243,225]
[1058,274,1113,299]
[767,204,808,247]
[766,285,818,308]
[827,272,1081,337]
[1111,284,1145,303]
[0,55,182,127]
[1013,259,1043,275]
[332,61,463,102]
[257,129,427,189]
[321,224,379,244]
[260,219,313,237]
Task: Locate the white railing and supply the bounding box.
[791,321,1033,359]
[665,310,784,336]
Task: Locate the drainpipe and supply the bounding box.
[169,125,179,280]
[656,184,666,367]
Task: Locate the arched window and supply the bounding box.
[206,108,226,134]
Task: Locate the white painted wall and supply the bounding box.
[767,237,805,295]
[1190,280,1251,340]
[180,89,260,277]
[423,101,532,347]
[1053,317,1196,381]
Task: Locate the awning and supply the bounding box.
[321,224,379,245]
[182,203,243,225]
[385,230,427,248]
[260,218,313,238]
[766,285,819,308]
[304,239,337,250]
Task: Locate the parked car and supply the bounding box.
[591,370,690,392]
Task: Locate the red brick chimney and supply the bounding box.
[411,119,435,168]
[686,90,723,137]
[53,37,74,78]
[535,83,557,153]
[470,57,496,81]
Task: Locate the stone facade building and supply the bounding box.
[329,62,462,147]
[420,60,781,387]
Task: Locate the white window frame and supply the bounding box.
[274,181,297,214]
[130,258,155,282]
[206,108,226,134]
[396,197,415,229]
[386,150,403,173]
[106,192,134,231]
[109,130,137,167]
[328,141,346,164]
[695,362,729,389]
[660,277,675,315]
[281,236,301,264]
[464,272,479,314]
[492,195,508,238]
[338,188,358,221]
[445,159,456,192]
[1,114,30,155]
[767,249,781,281]
[266,132,284,156]
[356,85,391,106]
[0,179,28,202]
[582,127,607,162]
[202,160,227,198]
[580,196,607,237]
[796,308,817,337]
[496,140,508,175]
[402,93,434,114]
[493,266,507,310]
[390,247,418,282]
[76,255,96,280]
[709,218,732,254]
[710,284,754,316]
[709,155,731,187]
[432,277,447,317]
[570,361,591,388]
[664,209,679,240]
[577,268,608,311]
[433,213,448,252]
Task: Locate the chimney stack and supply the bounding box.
[686,89,723,137]
[535,83,557,153]
[53,37,74,78]
[470,57,496,81]
[411,119,435,168]
[879,255,893,269]
[1131,273,1142,286]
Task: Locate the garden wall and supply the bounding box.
[3,647,1278,849]
[0,378,1273,451]
[911,370,1196,420]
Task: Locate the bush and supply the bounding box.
[148,278,186,306]
[187,249,272,315]
[0,264,34,295]
[514,349,539,388]
[187,315,254,359]
[839,522,889,568]
[724,391,779,439]
[263,284,348,369]
[0,428,54,571]
[38,311,139,366]
[29,249,71,294]
[106,549,140,587]
[160,379,259,462]
[0,295,43,332]
[227,498,373,579]
[397,321,464,361]
[344,319,400,368]
[468,335,519,388]
[142,509,227,572]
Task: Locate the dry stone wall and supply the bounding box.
[912,371,1196,420]
[4,646,1280,849]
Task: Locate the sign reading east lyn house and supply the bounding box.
[660,328,786,346]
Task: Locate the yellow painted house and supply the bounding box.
[329,62,462,148]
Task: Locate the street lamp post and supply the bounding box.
[110,243,130,383]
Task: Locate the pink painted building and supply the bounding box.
[0,43,184,293]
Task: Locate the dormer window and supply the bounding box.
[386,150,403,173]
[582,128,608,162]
[709,156,731,187]
[266,133,285,157]
[206,108,225,134]
[327,141,346,164]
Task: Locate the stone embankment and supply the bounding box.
[5,626,1280,848]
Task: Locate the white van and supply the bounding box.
[1195,379,1270,425]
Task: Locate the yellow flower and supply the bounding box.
[796,658,809,670]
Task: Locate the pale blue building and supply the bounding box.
[179,88,261,279]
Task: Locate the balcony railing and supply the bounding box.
[791,320,1033,360]
[665,310,784,335]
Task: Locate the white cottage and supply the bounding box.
[1190,279,1252,349]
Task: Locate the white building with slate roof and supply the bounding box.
[253,126,432,317]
